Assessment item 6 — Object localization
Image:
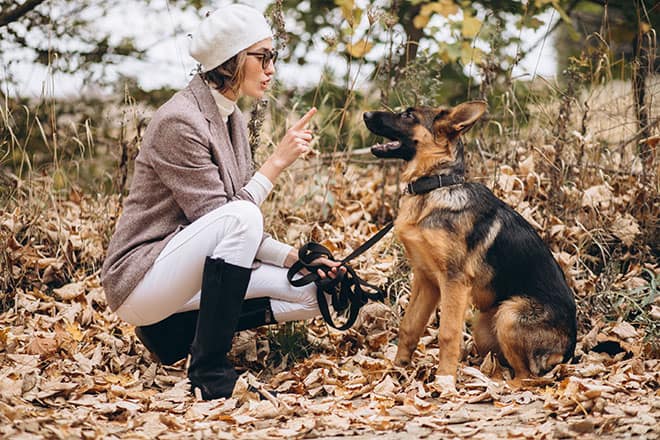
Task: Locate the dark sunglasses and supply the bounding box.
[246,49,278,70]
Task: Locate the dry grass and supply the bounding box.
[0,64,659,437]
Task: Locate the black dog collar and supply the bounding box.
[406,174,464,195]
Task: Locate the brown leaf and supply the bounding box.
[581,184,613,209]
[610,214,641,246]
[570,419,596,433]
[25,336,58,357]
[53,282,85,301]
[649,305,660,321]
[610,321,638,339]
[159,413,184,430]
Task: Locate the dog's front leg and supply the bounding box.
[436,279,471,379]
[394,270,439,367]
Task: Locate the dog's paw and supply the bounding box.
[428,374,457,397]
[393,357,411,368]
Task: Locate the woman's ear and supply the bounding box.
[448,101,487,134]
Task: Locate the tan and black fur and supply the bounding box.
[363,102,577,381]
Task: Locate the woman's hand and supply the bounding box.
[284,248,346,280]
[259,107,316,182]
[309,256,346,280]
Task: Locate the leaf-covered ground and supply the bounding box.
[2,76,660,438]
[1,151,658,439]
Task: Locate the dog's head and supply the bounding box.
[363,101,487,178]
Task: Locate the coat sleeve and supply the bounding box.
[257,236,294,267]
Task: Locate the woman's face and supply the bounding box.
[240,38,275,99]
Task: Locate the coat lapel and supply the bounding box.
[228,110,253,180]
[188,75,241,195]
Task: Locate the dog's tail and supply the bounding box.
[495,297,572,377]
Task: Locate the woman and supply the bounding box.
[101,4,341,400]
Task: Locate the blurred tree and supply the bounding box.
[1,0,137,83]
[555,0,658,147]
[275,0,581,106]
[0,0,205,87]
[0,0,577,96]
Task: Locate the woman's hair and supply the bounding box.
[201,50,247,95]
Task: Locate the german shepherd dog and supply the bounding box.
[363,101,577,385]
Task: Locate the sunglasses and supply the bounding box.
[246,49,278,70]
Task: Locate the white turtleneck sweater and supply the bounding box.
[209,86,293,267]
[210,88,236,123]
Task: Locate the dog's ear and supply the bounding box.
[446,101,487,134]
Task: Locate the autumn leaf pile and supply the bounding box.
[1,84,659,438]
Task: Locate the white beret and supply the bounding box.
[189,4,273,72]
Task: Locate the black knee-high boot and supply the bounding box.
[134,310,198,365]
[187,256,252,400]
[134,298,275,366]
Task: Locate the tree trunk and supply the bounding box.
[632,30,650,141]
[399,4,424,70]
[632,0,656,181]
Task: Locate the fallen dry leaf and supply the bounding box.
[53,282,86,301]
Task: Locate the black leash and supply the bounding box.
[287,222,394,330]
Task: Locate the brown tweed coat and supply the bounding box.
[102,74,260,311]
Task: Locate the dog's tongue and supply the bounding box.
[370,141,401,154]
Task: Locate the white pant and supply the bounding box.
[116,200,319,326]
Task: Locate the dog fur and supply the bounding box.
[363,102,577,382]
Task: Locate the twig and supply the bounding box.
[616,116,660,151]
[0,0,46,28]
[321,147,373,157]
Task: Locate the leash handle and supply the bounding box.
[286,222,394,330]
[287,242,335,287]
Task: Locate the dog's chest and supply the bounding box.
[394,193,464,273]
[395,189,468,233]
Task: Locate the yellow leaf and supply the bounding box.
[534,0,554,7]
[0,328,10,347]
[439,43,461,63]
[335,0,362,27]
[346,39,373,58]
[427,0,459,18]
[439,49,451,63]
[66,321,84,342]
[462,14,482,38]
[460,42,484,65]
[414,1,459,29]
[519,16,545,30]
[104,373,134,386]
[30,288,53,301]
[52,169,67,191]
[551,0,572,25]
[413,13,430,29]
[335,0,355,22]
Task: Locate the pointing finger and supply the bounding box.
[292,107,317,130]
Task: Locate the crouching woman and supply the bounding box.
[102,4,340,400]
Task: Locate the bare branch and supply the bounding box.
[0,0,47,29]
